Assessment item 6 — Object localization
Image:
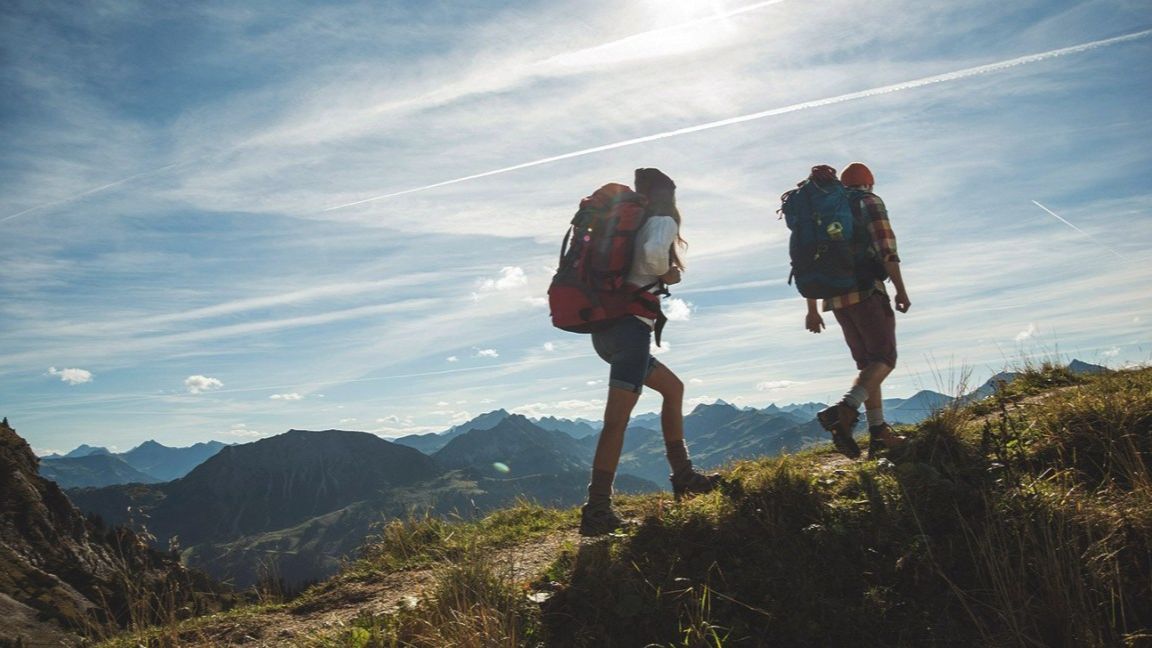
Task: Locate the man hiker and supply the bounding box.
[804,163,910,459]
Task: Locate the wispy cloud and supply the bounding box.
[3,0,1150,452]
[539,0,789,69]
[756,380,800,392]
[323,28,1152,210]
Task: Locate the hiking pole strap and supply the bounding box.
[637,280,670,297]
[558,228,572,268]
[654,311,668,347]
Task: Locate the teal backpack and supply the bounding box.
[780,165,884,299]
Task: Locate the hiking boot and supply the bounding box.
[867,423,906,459]
[670,469,723,502]
[579,501,630,537]
[817,402,862,459]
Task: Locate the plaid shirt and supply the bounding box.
[822,191,900,311]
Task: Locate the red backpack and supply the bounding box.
[547,183,663,335]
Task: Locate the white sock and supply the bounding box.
[842,386,868,409]
[866,408,885,427]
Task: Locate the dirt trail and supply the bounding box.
[182,529,580,646]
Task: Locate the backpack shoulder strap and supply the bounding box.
[846,189,876,221]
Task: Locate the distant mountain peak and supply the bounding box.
[690,400,739,415]
[1069,359,1108,374]
[63,444,111,458]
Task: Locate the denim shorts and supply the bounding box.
[591,317,659,393]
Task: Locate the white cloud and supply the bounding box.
[270,392,303,400]
[1015,323,1038,342]
[1103,346,1120,358]
[224,423,264,438]
[757,380,799,392]
[686,395,720,409]
[512,398,605,418]
[447,356,459,362]
[523,296,548,308]
[47,366,92,385]
[543,342,556,352]
[650,341,671,356]
[185,375,224,394]
[480,266,528,291]
[476,348,499,358]
[340,417,358,424]
[450,410,472,424]
[369,417,441,437]
[586,379,603,386]
[689,378,704,385]
[664,298,693,322]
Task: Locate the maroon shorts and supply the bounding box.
[832,293,897,370]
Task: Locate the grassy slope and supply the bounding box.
[534,365,1151,647]
[98,365,1152,647]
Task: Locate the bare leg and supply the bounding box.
[854,361,893,411]
[644,363,685,444]
[591,386,641,474]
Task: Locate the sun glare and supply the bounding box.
[544,0,741,69]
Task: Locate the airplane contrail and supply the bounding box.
[326,27,1152,211]
[1031,200,1127,259]
[0,161,186,224]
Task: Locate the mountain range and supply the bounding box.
[45,360,1109,590]
[61,403,832,588]
[67,419,660,588]
[39,439,227,488]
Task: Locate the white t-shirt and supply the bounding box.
[626,214,678,288]
[625,214,678,327]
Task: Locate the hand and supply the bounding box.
[660,267,682,285]
[894,291,911,313]
[805,311,825,333]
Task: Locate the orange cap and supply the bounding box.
[841,163,875,187]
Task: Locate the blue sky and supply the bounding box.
[2,0,1150,455]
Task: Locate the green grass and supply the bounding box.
[93,602,285,648]
[324,498,575,583]
[535,365,1152,647]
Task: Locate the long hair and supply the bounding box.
[635,168,688,269]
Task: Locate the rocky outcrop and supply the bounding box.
[0,419,226,646]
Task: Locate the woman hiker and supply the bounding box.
[580,167,721,537]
